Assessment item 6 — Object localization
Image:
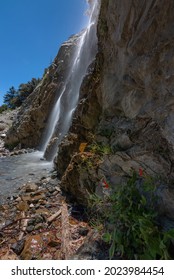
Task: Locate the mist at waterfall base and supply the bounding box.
[0,1,100,203]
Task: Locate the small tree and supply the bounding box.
[3,86,18,109]
[18,78,41,101]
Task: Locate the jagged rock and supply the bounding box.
[61,152,102,205]
[56,133,79,176]
[44,137,59,161]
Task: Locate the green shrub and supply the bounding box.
[90,173,174,259]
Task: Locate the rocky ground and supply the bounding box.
[0,109,108,260]
[0,174,108,260]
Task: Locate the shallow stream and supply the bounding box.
[0,151,53,204]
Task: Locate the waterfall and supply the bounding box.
[40,0,100,161]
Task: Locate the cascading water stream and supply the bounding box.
[40,0,100,161]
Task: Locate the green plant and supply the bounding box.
[89,142,112,155]
[89,173,174,260]
[96,173,174,259]
[88,193,106,233]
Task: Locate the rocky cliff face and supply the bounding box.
[5,0,174,221]
[57,0,174,222]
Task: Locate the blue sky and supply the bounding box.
[0,0,89,105]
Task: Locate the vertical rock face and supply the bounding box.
[98,0,174,176]
[57,0,174,214]
[98,0,174,128]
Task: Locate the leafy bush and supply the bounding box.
[90,173,174,259]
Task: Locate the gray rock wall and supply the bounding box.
[57,0,174,221]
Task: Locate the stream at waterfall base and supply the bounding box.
[0,151,108,259]
[0,151,53,204]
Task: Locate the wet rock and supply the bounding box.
[51,171,57,179]
[44,137,59,161]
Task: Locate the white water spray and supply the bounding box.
[40,0,100,161]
